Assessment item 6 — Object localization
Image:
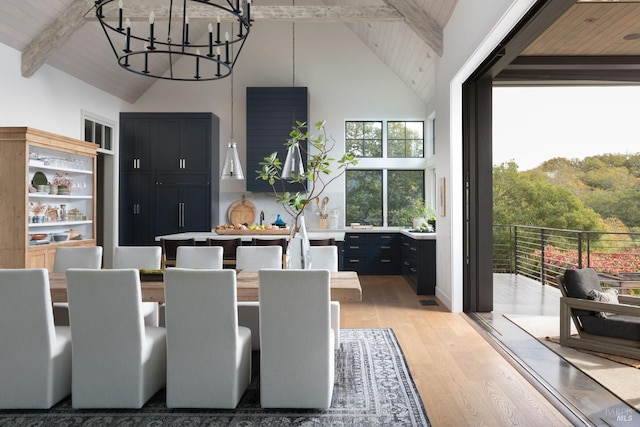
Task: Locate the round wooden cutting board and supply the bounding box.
[228,195,256,225]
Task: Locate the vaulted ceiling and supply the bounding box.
[0,0,457,104]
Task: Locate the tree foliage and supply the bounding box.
[521,152,640,231]
[493,161,604,231]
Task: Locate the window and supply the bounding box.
[345,120,430,227]
[345,121,382,157]
[82,111,114,153]
[387,121,424,158]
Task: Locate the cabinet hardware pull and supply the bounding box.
[381,259,391,263]
[350,246,359,249]
[410,247,417,252]
[349,259,359,263]
[381,245,391,249]
[350,235,360,239]
[404,261,410,266]
[381,235,390,239]
[410,268,417,273]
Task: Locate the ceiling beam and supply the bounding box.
[21,0,95,78]
[91,5,404,23]
[382,0,442,56]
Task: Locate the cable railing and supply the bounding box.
[493,224,640,292]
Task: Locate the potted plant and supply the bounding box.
[391,198,436,231]
[258,120,358,267]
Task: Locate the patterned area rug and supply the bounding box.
[0,328,430,426]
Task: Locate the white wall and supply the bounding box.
[0,42,130,268]
[129,17,428,229]
[435,0,537,311]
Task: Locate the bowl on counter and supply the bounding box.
[29,233,49,241]
[52,233,69,242]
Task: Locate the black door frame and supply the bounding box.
[462,0,576,312]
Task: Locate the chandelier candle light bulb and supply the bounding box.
[208,23,214,56]
[148,11,155,49]
[117,0,123,29]
[184,16,190,44]
[216,15,221,43]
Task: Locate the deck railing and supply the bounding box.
[493,224,640,289]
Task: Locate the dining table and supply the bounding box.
[48,270,362,303]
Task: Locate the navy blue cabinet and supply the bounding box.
[246,87,308,192]
[342,233,400,275]
[119,113,219,245]
[401,235,436,295]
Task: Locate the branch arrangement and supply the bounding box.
[258,120,358,232]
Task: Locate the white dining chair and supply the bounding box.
[164,268,251,408]
[176,246,223,269]
[259,269,334,409]
[66,268,166,408]
[308,246,338,271]
[113,246,162,327]
[236,246,282,271]
[113,246,162,270]
[307,245,341,348]
[52,246,103,326]
[0,268,72,409]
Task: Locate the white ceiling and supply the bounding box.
[0,0,458,104]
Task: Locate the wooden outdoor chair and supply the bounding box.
[557,268,640,360]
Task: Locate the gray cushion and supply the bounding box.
[564,268,603,316]
[579,314,640,341]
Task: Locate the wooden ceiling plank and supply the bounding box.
[21,0,95,78]
[382,0,443,56]
[92,5,404,23]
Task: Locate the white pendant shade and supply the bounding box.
[282,143,304,179]
[221,142,244,180]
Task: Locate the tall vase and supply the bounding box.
[286,215,312,269]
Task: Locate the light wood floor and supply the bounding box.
[340,275,571,427]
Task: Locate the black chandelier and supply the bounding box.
[95,0,252,81]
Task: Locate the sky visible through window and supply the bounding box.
[493,86,640,171]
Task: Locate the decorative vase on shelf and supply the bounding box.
[286,215,311,269]
[57,185,70,196]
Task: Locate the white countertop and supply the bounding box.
[156,228,435,242]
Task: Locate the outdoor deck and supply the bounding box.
[472,274,638,425]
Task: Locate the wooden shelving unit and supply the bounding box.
[0,127,97,271]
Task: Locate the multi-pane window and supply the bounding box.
[387,121,424,158]
[83,112,114,153]
[345,120,429,227]
[345,121,382,157]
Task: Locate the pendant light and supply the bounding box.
[281,0,304,179]
[220,29,244,180]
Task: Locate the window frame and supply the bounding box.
[345,119,435,227]
[82,110,115,154]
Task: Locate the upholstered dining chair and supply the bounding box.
[113,246,162,327]
[164,268,251,408]
[0,268,72,409]
[176,246,223,269]
[52,246,103,326]
[113,246,162,270]
[207,237,242,267]
[160,238,195,268]
[66,268,166,408]
[308,246,339,271]
[309,238,336,246]
[236,246,283,271]
[307,245,341,348]
[259,269,334,409]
